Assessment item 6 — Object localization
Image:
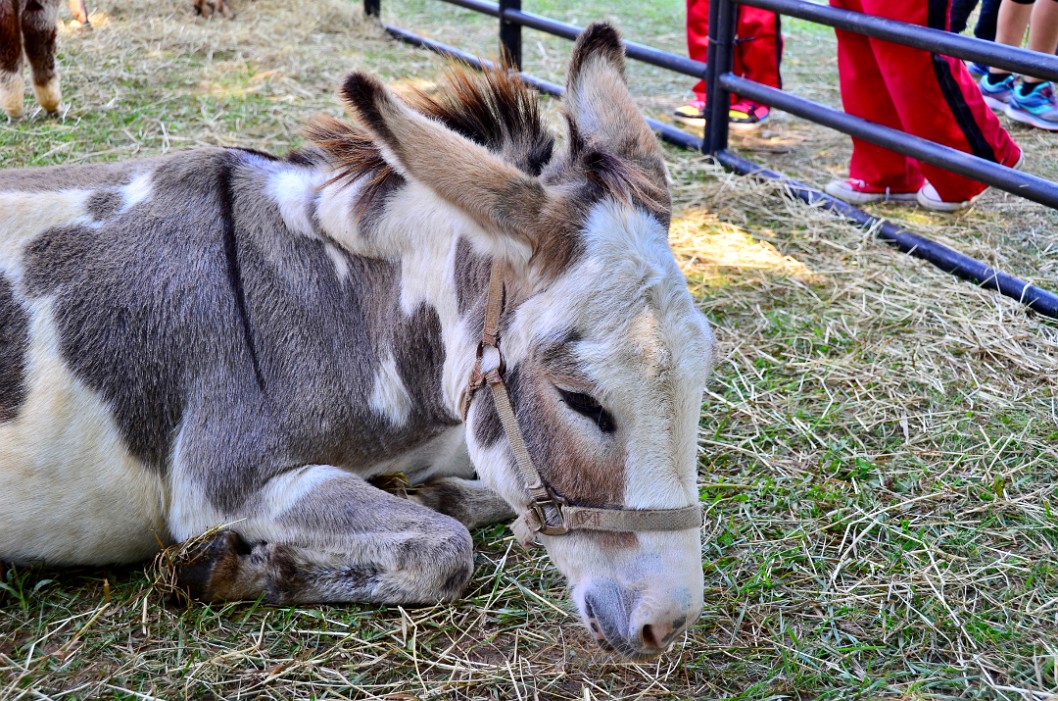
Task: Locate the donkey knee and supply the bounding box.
[437,528,475,600]
[397,522,475,603]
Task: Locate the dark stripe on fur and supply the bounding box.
[0,276,29,422]
[218,151,266,391]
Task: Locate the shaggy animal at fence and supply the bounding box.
[0,24,715,659]
[193,0,248,20]
[0,0,64,118]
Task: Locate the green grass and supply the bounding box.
[2,0,1058,699]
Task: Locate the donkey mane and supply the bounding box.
[405,63,555,177]
[303,63,554,219]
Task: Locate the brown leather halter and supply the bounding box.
[459,262,704,546]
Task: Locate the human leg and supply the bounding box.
[965,0,1002,74]
[985,0,1058,129]
[676,0,782,129]
[687,0,709,104]
[975,0,1004,39]
[729,5,783,129]
[67,0,89,28]
[862,0,1020,205]
[827,0,924,200]
[986,0,1033,82]
[978,0,1024,110]
[951,0,981,33]
[998,0,1058,128]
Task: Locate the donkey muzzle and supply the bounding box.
[579,578,700,659]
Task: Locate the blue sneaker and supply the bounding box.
[979,74,1016,111]
[1005,81,1058,131]
[967,62,989,77]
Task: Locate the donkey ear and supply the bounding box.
[340,72,552,257]
[564,23,661,164]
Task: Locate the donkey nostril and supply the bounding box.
[640,623,663,650]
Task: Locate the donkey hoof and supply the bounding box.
[173,529,251,602]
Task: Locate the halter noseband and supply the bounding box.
[458,262,704,546]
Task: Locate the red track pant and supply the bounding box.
[687,0,783,104]
[832,0,1020,201]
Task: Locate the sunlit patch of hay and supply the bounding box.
[670,208,820,287]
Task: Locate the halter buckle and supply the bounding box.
[526,493,570,537]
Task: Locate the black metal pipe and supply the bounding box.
[379,25,1058,318]
[722,74,1058,209]
[498,0,522,69]
[433,0,707,77]
[382,24,566,94]
[737,0,1058,82]
[436,0,1058,83]
[704,0,738,154]
[436,0,499,17]
[503,8,705,76]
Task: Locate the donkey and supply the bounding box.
[1,0,63,119]
[0,24,715,659]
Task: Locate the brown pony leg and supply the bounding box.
[214,0,234,19]
[192,0,234,20]
[21,0,61,114]
[0,0,24,119]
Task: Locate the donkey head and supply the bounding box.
[341,23,715,658]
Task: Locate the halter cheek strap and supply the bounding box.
[459,262,703,546]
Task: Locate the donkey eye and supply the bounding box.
[558,389,616,434]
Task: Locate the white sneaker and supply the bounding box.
[823,179,918,205]
[915,182,980,212]
[915,150,1024,213]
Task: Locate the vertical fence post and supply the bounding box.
[364,0,379,17]
[704,0,738,154]
[499,0,523,69]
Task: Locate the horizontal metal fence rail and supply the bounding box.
[740,0,1058,80]
[422,0,706,75]
[723,75,1058,208]
[366,0,1058,318]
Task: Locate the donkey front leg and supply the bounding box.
[408,477,515,531]
[173,465,475,605]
